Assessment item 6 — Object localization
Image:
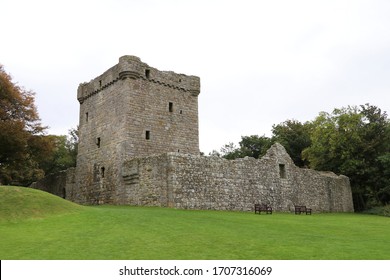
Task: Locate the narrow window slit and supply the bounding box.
[169,102,173,112]
[96,137,101,148]
[279,164,286,179]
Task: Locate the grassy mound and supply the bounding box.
[0,186,83,221]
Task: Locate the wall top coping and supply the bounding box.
[77,55,201,103]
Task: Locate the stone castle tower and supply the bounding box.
[74,55,200,203]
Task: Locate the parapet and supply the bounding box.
[77,55,200,103]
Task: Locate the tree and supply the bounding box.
[66,126,79,167]
[0,65,47,185]
[271,120,312,167]
[238,135,273,159]
[220,142,240,159]
[28,127,78,176]
[220,136,274,160]
[302,104,390,210]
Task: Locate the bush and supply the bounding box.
[383,204,390,217]
[363,205,390,217]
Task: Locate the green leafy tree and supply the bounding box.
[302,104,390,210]
[238,135,274,159]
[66,127,79,167]
[220,142,240,159]
[271,120,312,167]
[220,136,273,160]
[34,127,78,175]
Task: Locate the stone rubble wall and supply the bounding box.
[29,143,354,213]
[29,168,75,199]
[120,143,354,212]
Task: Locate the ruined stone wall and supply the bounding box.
[29,168,75,199]
[120,144,354,212]
[31,144,354,212]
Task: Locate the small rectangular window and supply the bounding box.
[279,164,286,179]
[145,130,150,140]
[86,112,89,122]
[169,102,173,112]
[145,69,150,79]
[96,137,101,148]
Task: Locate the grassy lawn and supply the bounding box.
[1,186,389,260]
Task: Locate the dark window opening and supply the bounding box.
[101,167,105,178]
[145,69,150,79]
[96,137,101,148]
[62,187,66,199]
[169,102,173,112]
[86,112,89,122]
[145,130,150,140]
[279,164,286,179]
[99,80,102,88]
[179,110,183,114]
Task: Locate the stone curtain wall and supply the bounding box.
[121,144,354,212]
[30,168,75,199]
[30,144,353,212]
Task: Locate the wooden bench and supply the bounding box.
[294,205,312,215]
[254,204,272,214]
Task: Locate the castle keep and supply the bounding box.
[31,55,354,212]
[73,55,200,204]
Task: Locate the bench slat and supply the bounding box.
[254,204,272,214]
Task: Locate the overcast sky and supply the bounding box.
[2,0,390,154]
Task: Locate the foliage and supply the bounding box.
[37,130,78,175]
[0,65,78,185]
[220,136,274,160]
[362,205,390,217]
[302,104,390,209]
[217,104,389,211]
[271,119,312,167]
[384,204,390,217]
[218,121,311,166]
[0,65,47,185]
[1,188,389,259]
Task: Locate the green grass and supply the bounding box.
[1,186,389,260]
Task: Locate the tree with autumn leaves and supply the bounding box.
[0,65,77,185]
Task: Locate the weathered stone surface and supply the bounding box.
[30,168,75,199]
[119,144,353,212]
[30,55,354,212]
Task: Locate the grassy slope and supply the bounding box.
[0,186,83,221]
[0,186,389,260]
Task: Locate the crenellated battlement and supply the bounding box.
[77,55,200,104]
